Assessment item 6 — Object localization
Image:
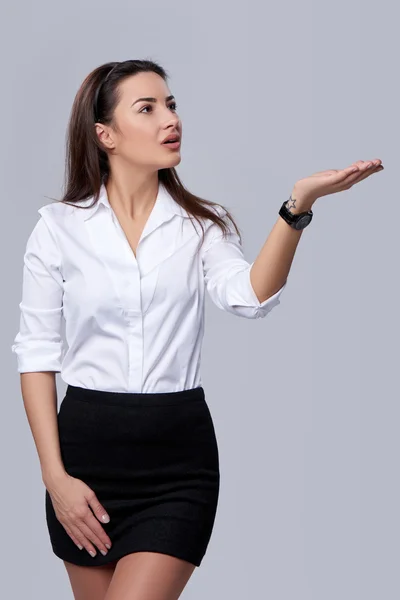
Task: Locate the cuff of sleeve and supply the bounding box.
[11,342,63,373]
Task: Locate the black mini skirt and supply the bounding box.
[45,384,220,568]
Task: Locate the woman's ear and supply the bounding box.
[95,123,115,150]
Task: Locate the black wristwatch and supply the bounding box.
[279,198,313,230]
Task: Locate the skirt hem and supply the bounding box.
[50,541,203,568]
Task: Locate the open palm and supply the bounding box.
[295,159,384,204]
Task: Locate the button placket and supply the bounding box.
[124,310,143,392]
[113,220,143,391]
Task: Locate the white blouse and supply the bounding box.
[11,181,287,393]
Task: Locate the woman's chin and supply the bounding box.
[163,153,182,167]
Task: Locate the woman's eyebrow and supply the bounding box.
[131,95,175,107]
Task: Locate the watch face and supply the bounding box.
[295,214,312,230]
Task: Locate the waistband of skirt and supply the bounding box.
[65,384,205,407]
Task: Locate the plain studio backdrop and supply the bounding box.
[2,1,398,598]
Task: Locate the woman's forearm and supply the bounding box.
[20,372,67,487]
[250,189,313,302]
[250,215,304,302]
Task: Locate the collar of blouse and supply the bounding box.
[71,181,194,277]
[78,181,189,224]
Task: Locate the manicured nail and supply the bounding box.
[77,544,83,550]
[105,543,111,549]
[101,550,108,556]
[102,514,110,523]
[89,550,96,557]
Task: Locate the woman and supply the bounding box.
[11,58,383,600]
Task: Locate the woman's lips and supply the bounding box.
[163,141,181,150]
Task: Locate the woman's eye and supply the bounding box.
[140,103,178,114]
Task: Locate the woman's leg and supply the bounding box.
[104,551,197,600]
[63,559,118,600]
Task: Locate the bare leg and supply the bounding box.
[104,551,197,600]
[63,559,118,600]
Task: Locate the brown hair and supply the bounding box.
[55,58,242,246]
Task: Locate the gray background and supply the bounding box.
[3,0,398,598]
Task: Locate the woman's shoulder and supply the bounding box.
[34,200,86,249]
[37,199,79,220]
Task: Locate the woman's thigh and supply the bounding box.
[104,551,197,600]
[63,559,118,600]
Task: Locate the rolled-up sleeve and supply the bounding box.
[11,213,64,372]
[202,210,287,319]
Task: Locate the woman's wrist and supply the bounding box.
[287,185,316,214]
[42,466,69,489]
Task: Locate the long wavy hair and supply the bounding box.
[53,58,242,246]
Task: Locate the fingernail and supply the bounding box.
[101,550,108,556]
[77,544,83,550]
[89,550,96,557]
[102,514,110,523]
[105,543,111,549]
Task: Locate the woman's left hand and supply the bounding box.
[291,159,384,210]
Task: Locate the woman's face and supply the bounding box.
[96,71,182,171]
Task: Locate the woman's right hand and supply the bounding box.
[46,473,112,557]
